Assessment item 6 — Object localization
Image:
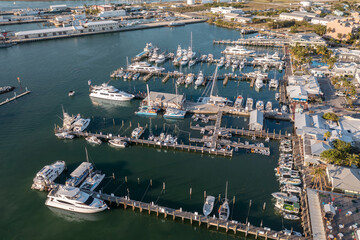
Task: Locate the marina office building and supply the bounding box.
[249,110,263,131]
[144,91,185,109]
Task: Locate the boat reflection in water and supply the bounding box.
[48,206,103,223]
[90,97,133,110]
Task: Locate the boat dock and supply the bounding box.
[0,89,31,106]
[83,189,304,240]
[0,19,47,26]
[213,38,289,48]
[58,130,234,157]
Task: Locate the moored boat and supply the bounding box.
[109,139,129,148]
[131,127,145,139]
[66,162,93,187]
[32,161,66,191]
[80,171,105,191]
[203,195,215,217]
[85,136,102,145]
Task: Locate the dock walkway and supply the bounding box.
[213,38,289,48]
[0,90,31,106]
[83,190,304,240]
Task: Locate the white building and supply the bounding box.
[310,17,331,26]
[15,26,84,39]
[187,0,195,5]
[300,1,312,7]
[210,7,244,15]
[224,13,251,23]
[249,110,263,131]
[290,33,326,47]
[332,62,359,77]
[288,75,323,97]
[335,48,360,63]
[326,165,360,195]
[50,5,68,12]
[10,15,36,21]
[98,10,126,18]
[84,20,119,31]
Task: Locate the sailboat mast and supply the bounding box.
[210,66,218,98]
[146,84,151,107]
[85,147,92,178]
[225,181,228,201]
[190,32,193,50]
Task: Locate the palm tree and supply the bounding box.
[324,131,331,140]
[311,166,326,191]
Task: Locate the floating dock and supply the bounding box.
[83,189,304,240]
[0,89,31,106]
[213,38,289,48]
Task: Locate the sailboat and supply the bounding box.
[135,84,160,117]
[218,181,230,221]
[203,195,215,217]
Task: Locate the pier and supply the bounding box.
[0,89,31,106]
[83,189,304,240]
[213,38,289,48]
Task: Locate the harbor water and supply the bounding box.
[0,11,297,239]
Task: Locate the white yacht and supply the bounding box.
[203,195,215,217]
[66,162,93,187]
[55,132,74,139]
[32,161,66,191]
[85,136,102,145]
[45,185,108,213]
[80,171,105,191]
[269,79,279,89]
[266,101,272,111]
[255,78,264,90]
[89,83,135,101]
[222,45,255,56]
[245,98,253,111]
[155,54,166,64]
[185,73,195,85]
[127,62,165,73]
[109,139,129,148]
[256,100,264,111]
[234,95,243,108]
[62,112,81,131]
[131,127,145,139]
[180,55,189,66]
[194,71,204,87]
[73,118,90,132]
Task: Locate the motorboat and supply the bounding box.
[80,171,105,191]
[245,98,253,111]
[194,71,204,86]
[234,95,243,108]
[135,105,159,117]
[109,139,129,148]
[281,105,288,113]
[203,195,215,217]
[66,162,93,187]
[176,76,185,85]
[280,178,301,186]
[45,185,108,213]
[271,192,299,203]
[200,55,207,62]
[31,161,66,191]
[127,62,165,73]
[131,127,145,139]
[222,45,255,56]
[271,52,280,60]
[89,83,135,101]
[55,132,74,139]
[275,199,300,214]
[275,93,280,100]
[85,136,102,145]
[218,57,225,68]
[68,91,75,97]
[269,79,279,88]
[180,55,189,66]
[73,118,90,132]
[155,54,166,64]
[266,101,272,111]
[283,214,300,221]
[188,59,196,67]
[149,49,158,62]
[185,73,195,85]
[255,78,264,90]
[132,73,140,80]
[256,100,264,111]
[280,184,301,194]
[163,108,186,119]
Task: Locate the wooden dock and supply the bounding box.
[83,190,304,240]
[213,38,289,48]
[162,73,170,83]
[0,89,31,106]
[60,130,233,157]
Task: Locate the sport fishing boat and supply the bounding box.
[85,136,102,145]
[131,127,145,139]
[73,118,90,132]
[66,162,93,187]
[127,62,165,73]
[180,55,189,66]
[218,182,230,221]
[185,73,195,86]
[79,171,105,191]
[255,77,264,90]
[269,79,279,89]
[256,100,264,111]
[280,178,302,186]
[194,71,204,87]
[55,132,75,139]
[283,214,300,221]
[155,54,166,64]
[45,185,108,213]
[89,83,135,101]
[245,98,253,111]
[109,139,129,148]
[234,95,243,108]
[203,195,215,217]
[222,45,255,56]
[266,101,272,111]
[163,108,186,119]
[32,161,66,191]
[280,184,301,194]
[275,199,300,214]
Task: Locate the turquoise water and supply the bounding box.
[0,19,297,239]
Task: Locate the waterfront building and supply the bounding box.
[14,26,85,39]
[249,110,263,131]
[10,15,36,21]
[49,5,68,12]
[286,85,308,102]
[210,7,244,15]
[98,10,126,18]
[93,5,114,12]
[326,12,360,40]
[326,165,360,196]
[223,13,252,23]
[331,62,359,77]
[290,33,326,47]
[287,75,322,98]
[143,91,185,109]
[335,48,360,63]
[310,17,331,26]
[306,189,327,240]
[309,66,331,78]
[83,20,120,31]
[279,11,318,22]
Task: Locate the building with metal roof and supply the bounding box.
[144,91,185,109]
[249,110,263,131]
[15,26,84,39]
[326,165,360,195]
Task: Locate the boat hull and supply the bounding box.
[45,199,107,214]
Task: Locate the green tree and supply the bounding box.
[311,167,327,190]
[314,25,327,36]
[323,112,339,122]
[324,131,331,140]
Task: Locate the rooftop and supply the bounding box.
[327,165,360,193]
